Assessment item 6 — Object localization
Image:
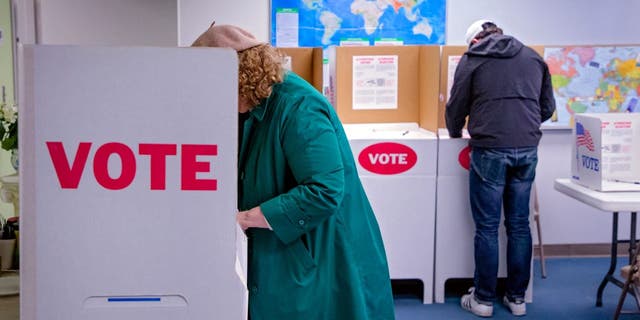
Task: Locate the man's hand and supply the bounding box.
[237,206,272,231]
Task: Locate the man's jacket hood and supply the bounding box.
[467,34,523,58]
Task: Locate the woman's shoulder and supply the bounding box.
[278,72,316,94]
[273,72,329,107]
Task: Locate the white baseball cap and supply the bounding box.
[465,19,493,45]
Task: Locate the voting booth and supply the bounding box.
[20,46,246,319]
[331,45,440,303]
[572,113,640,192]
[434,46,537,303]
[345,123,437,304]
[434,130,533,303]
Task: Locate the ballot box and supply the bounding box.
[572,113,640,191]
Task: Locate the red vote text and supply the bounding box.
[358,142,417,175]
[458,146,471,170]
[46,142,218,191]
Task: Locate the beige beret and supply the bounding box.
[191,22,265,52]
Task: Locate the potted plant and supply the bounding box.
[0,102,18,170]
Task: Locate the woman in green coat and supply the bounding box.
[193,23,395,320]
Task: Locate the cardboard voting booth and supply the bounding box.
[20,45,246,319]
[572,113,640,191]
[277,47,323,93]
[328,45,440,130]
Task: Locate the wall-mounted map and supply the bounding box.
[543,46,640,128]
[271,0,445,48]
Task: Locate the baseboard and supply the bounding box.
[534,243,634,258]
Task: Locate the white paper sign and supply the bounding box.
[283,55,293,71]
[446,55,462,102]
[352,55,398,110]
[275,8,299,47]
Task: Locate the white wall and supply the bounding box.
[446,0,640,45]
[36,0,177,46]
[12,0,35,45]
[178,0,269,46]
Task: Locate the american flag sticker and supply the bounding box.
[576,122,595,152]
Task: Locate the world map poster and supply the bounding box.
[543,46,640,128]
[270,0,446,48]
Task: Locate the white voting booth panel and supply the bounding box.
[572,113,640,192]
[344,123,437,304]
[434,129,532,303]
[20,46,246,320]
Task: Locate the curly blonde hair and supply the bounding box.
[238,44,286,107]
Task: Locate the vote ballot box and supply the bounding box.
[21,46,246,319]
[572,113,640,191]
[344,122,437,304]
[434,129,532,303]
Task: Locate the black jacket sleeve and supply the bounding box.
[445,55,472,138]
[539,62,556,123]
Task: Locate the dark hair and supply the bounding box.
[474,22,503,42]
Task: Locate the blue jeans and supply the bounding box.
[469,146,537,303]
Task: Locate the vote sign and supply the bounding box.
[358,142,417,175]
[21,46,245,320]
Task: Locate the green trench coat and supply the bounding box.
[238,72,395,320]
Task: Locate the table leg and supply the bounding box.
[630,212,637,264]
[597,212,619,307]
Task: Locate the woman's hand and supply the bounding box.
[237,206,272,231]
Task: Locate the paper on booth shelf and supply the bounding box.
[602,119,636,180]
[437,128,470,139]
[343,123,437,140]
[235,224,248,288]
[235,224,249,320]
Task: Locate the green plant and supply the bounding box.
[0,101,17,151]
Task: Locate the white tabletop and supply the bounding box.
[554,178,640,212]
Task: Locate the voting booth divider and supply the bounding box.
[330,45,440,303]
[329,45,440,130]
[437,45,467,129]
[20,45,246,319]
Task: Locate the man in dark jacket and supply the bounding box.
[446,19,555,317]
